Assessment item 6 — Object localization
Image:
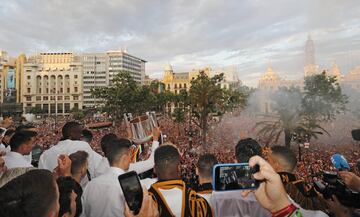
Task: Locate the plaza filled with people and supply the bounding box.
[0,115,359,217]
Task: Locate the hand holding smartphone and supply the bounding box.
[118,171,143,215]
[213,163,260,191]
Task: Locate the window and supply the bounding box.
[27,88,31,93]
[65,103,70,113]
[50,96,55,100]
[60,88,63,93]
[57,96,63,100]
[27,76,31,80]
[64,96,70,100]
[74,75,78,79]
[179,84,182,89]
[43,96,49,100]
[74,87,78,92]
[36,96,41,101]
[73,96,79,100]
[174,84,177,89]
[26,96,31,101]
[184,83,187,89]
[38,88,41,93]
[67,88,70,93]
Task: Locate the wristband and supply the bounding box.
[271,204,297,217]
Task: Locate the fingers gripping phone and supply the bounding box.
[118,171,143,214]
[213,163,260,191]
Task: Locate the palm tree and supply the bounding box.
[255,87,330,147]
[189,71,225,146]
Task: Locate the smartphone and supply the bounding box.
[213,163,260,191]
[118,171,143,214]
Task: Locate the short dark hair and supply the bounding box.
[235,138,262,163]
[105,138,131,166]
[69,151,89,176]
[271,145,297,172]
[4,128,15,137]
[10,131,37,151]
[15,124,36,132]
[0,169,57,217]
[197,154,218,178]
[100,133,118,156]
[82,129,93,143]
[57,176,83,217]
[62,122,80,139]
[154,145,180,176]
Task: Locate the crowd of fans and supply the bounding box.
[5,116,360,189]
[0,115,359,217]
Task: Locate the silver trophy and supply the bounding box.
[124,112,160,144]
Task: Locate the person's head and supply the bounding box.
[57,176,82,217]
[10,131,38,155]
[0,169,59,217]
[235,138,262,163]
[268,146,297,173]
[105,138,132,170]
[3,129,15,145]
[100,133,118,156]
[62,122,82,140]
[69,151,89,181]
[196,154,217,184]
[15,124,37,133]
[81,129,93,144]
[154,145,181,181]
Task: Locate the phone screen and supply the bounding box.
[213,163,259,191]
[118,171,143,214]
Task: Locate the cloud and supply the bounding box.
[0,0,359,86]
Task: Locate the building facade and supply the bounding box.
[304,35,319,77]
[0,51,10,103]
[22,53,83,114]
[81,49,146,108]
[107,49,146,85]
[82,53,108,108]
[162,64,241,95]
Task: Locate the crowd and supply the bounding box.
[0,115,360,217]
[4,116,360,188]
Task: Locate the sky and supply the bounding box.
[1,0,360,86]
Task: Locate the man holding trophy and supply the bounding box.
[94,112,162,178]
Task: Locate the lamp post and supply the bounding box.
[188,102,193,149]
[51,89,58,129]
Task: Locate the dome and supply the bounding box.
[164,64,173,71]
[260,66,280,81]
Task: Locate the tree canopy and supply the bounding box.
[255,72,348,147]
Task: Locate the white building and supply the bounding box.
[82,53,109,108]
[107,49,146,84]
[22,53,83,114]
[81,49,146,108]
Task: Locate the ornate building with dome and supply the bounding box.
[258,65,282,90]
